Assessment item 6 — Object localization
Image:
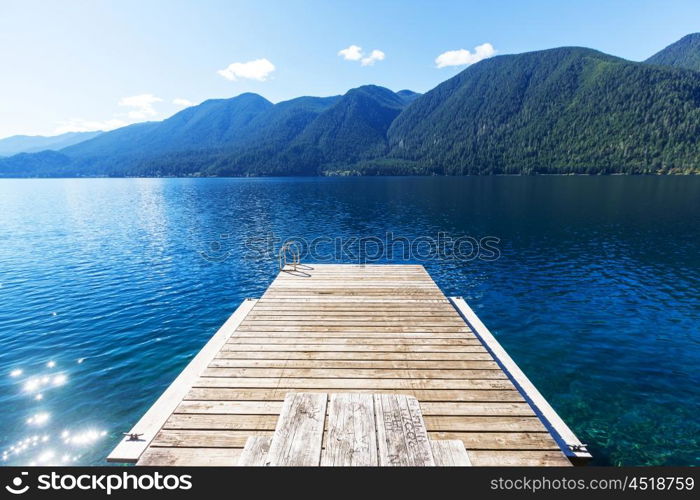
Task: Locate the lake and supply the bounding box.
[0,176,698,466]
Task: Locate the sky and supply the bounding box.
[1,0,699,138]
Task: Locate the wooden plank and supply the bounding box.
[208,359,499,369]
[137,447,241,466]
[107,298,257,463]
[266,393,327,466]
[174,401,533,417]
[450,297,589,462]
[219,345,488,353]
[214,351,494,361]
[152,429,272,448]
[149,429,559,451]
[193,377,515,390]
[186,387,525,402]
[467,450,572,466]
[374,394,434,466]
[234,326,471,332]
[321,393,377,466]
[419,402,532,416]
[428,431,560,450]
[430,440,472,466]
[201,367,507,380]
[176,400,283,414]
[237,436,272,466]
[161,415,547,434]
[230,331,476,345]
[423,416,547,432]
[227,337,475,344]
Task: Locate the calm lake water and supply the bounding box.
[0,176,698,466]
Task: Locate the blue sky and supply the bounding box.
[1,0,699,138]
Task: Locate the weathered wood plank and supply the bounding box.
[374,394,434,466]
[467,450,572,466]
[149,428,559,451]
[214,351,494,361]
[430,440,472,466]
[152,429,272,448]
[219,345,488,353]
[232,332,473,339]
[228,337,475,344]
[192,377,515,390]
[174,400,532,417]
[234,326,471,333]
[201,367,507,380]
[428,431,560,450]
[208,359,499,369]
[237,436,272,466]
[186,387,525,402]
[321,393,377,466]
[266,393,327,466]
[137,447,241,466]
[162,414,546,433]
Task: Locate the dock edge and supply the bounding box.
[449,297,592,465]
[107,298,259,463]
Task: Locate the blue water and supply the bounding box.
[0,176,698,466]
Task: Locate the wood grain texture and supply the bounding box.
[430,440,472,466]
[374,393,434,466]
[321,393,377,466]
[237,436,272,466]
[265,392,326,466]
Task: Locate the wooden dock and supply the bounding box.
[108,264,590,466]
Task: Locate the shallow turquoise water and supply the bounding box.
[0,176,698,466]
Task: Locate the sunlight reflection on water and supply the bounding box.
[3,360,107,466]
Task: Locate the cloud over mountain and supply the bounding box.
[435,43,495,68]
[218,59,276,81]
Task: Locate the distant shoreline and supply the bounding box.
[0,172,696,180]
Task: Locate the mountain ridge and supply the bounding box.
[0,131,102,157]
[645,33,700,71]
[2,34,700,177]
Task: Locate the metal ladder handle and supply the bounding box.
[279,241,301,271]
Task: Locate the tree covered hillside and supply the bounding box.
[385,47,700,175]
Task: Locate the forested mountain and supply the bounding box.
[385,47,700,174]
[645,33,700,71]
[62,93,273,160]
[2,34,700,177]
[0,131,102,157]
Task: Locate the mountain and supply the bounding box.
[3,37,700,177]
[385,47,700,174]
[396,89,421,104]
[191,85,415,176]
[290,86,408,165]
[0,131,102,157]
[26,86,416,177]
[62,93,273,160]
[645,33,700,71]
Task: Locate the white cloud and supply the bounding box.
[52,93,164,134]
[53,118,127,134]
[338,45,386,66]
[361,49,385,66]
[217,58,275,81]
[118,93,163,119]
[338,45,363,61]
[173,98,194,107]
[435,43,496,68]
